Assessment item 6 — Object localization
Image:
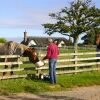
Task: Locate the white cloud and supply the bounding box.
[0,0,68,30]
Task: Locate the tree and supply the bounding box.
[0,38,7,43]
[82,28,100,45]
[43,0,100,53]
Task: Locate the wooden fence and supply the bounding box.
[0,55,26,80]
[1,52,100,79]
[35,51,100,76]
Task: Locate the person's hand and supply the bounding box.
[42,58,45,61]
[40,57,44,61]
[42,56,46,61]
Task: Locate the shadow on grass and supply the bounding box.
[26,74,50,83]
[39,94,83,100]
[24,67,35,71]
[1,93,83,100]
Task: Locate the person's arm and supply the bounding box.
[42,46,51,60]
[42,55,47,60]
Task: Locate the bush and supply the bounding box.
[0,38,7,43]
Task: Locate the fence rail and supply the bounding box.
[36,51,100,76]
[0,55,26,79]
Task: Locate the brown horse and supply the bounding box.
[0,41,44,76]
[0,41,39,63]
[23,47,39,63]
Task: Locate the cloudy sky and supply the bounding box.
[0,0,100,39]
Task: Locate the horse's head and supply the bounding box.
[23,48,39,64]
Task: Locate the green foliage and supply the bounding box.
[43,0,100,51]
[82,29,95,45]
[82,27,100,45]
[0,38,7,43]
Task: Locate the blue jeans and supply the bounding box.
[96,47,100,57]
[49,58,57,84]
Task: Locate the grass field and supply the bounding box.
[0,71,100,95]
[0,47,99,95]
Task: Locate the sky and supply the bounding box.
[0,0,100,42]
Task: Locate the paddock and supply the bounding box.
[36,51,100,77]
[0,47,100,79]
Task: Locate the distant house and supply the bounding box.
[21,31,70,47]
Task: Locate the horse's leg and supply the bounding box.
[10,58,15,75]
[3,57,8,76]
[3,65,8,76]
[10,58,19,75]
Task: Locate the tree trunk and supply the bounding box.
[73,37,78,71]
[73,37,78,53]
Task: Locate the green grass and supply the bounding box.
[0,71,100,95]
[0,48,98,95]
[57,71,100,88]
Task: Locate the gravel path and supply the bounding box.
[0,85,100,100]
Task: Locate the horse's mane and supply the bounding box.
[0,41,29,55]
[0,41,39,64]
[8,41,28,55]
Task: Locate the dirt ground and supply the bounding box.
[0,85,100,100]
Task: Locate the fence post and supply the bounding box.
[74,55,78,72]
[3,56,8,76]
[35,68,42,78]
[74,50,78,73]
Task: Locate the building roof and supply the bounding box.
[21,36,70,47]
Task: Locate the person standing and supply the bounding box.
[43,38,59,84]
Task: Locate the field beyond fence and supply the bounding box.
[0,47,100,94]
[36,49,100,76]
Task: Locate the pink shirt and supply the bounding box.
[46,43,59,59]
